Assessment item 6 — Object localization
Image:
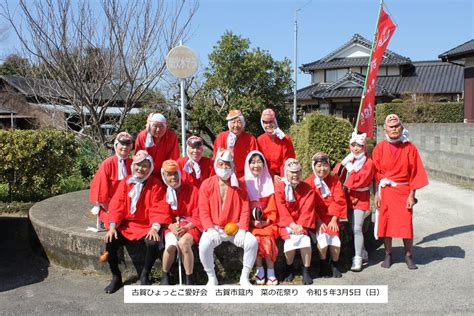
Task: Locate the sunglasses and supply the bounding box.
[118,140,133,146]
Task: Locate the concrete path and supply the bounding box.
[1,179,473,314]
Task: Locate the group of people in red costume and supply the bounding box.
[89,109,428,294]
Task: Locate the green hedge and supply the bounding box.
[376,102,463,124]
[289,112,353,178]
[0,129,79,202]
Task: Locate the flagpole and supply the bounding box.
[354,0,384,133]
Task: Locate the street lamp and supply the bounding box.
[293,0,312,124]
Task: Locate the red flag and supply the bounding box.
[357,7,396,138]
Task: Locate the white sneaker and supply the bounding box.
[240,274,252,287]
[206,272,218,286]
[362,250,369,262]
[351,256,363,272]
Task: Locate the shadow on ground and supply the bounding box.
[0,216,49,292]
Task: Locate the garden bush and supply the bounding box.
[0,129,79,201]
[289,112,354,178]
[376,102,463,124]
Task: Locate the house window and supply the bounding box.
[320,103,330,115]
[325,68,348,82]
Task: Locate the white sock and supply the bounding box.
[267,268,275,279]
[255,266,265,278]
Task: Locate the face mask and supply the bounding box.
[216,167,232,180]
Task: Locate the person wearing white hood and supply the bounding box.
[372,114,428,270]
[135,112,180,179]
[103,150,166,294]
[158,160,202,285]
[198,149,258,286]
[274,158,316,285]
[335,132,375,272]
[257,108,296,183]
[212,109,258,178]
[89,132,133,232]
[177,136,214,188]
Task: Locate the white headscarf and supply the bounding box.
[114,132,133,180]
[244,150,274,201]
[183,136,203,179]
[385,127,410,144]
[260,108,285,140]
[127,150,154,214]
[281,158,301,202]
[161,161,182,211]
[311,153,331,198]
[214,149,239,188]
[145,113,167,148]
[226,113,245,150]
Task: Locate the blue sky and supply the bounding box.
[1,0,473,89]
[186,0,473,87]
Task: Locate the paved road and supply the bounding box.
[1,179,473,315]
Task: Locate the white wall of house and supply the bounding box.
[337,44,370,58]
[466,57,474,67]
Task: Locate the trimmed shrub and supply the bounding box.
[0,129,79,201]
[289,112,353,178]
[376,102,463,124]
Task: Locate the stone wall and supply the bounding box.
[377,123,474,188]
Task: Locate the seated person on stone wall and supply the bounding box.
[159,160,202,286]
[89,132,133,232]
[198,149,258,286]
[213,109,259,178]
[135,113,180,179]
[334,132,374,272]
[257,108,296,183]
[177,136,214,188]
[103,150,166,294]
[305,152,347,278]
[243,151,279,285]
[275,158,316,285]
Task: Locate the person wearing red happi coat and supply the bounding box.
[103,151,166,294]
[212,109,258,178]
[306,152,347,278]
[372,114,428,270]
[199,149,258,287]
[89,132,133,231]
[257,108,296,182]
[243,151,279,285]
[335,132,375,272]
[275,158,316,285]
[158,160,202,286]
[177,136,214,188]
[134,113,180,178]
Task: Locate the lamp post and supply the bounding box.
[293,0,312,124]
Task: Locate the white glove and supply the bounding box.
[341,152,354,166]
[90,205,101,215]
[345,162,354,173]
[233,229,246,248]
[207,228,221,245]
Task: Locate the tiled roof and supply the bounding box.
[294,60,463,100]
[301,33,411,71]
[439,39,474,61]
[0,75,126,102]
[397,61,464,94]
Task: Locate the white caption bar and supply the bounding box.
[124,285,387,304]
